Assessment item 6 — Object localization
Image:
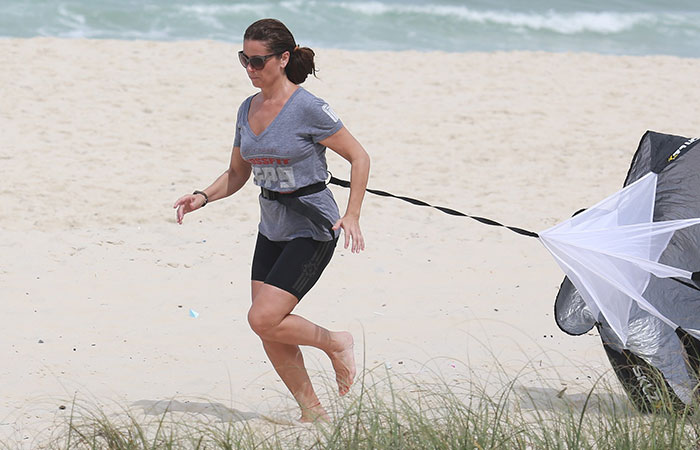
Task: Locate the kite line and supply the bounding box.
[327,175,539,239]
[328,174,700,292]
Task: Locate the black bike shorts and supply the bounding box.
[251,232,337,301]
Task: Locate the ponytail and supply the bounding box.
[286,45,316,85]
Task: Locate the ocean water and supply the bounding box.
[1,0,699,57]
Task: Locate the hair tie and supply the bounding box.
[293,45,300,52]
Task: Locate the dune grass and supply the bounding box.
[15,359,700,450]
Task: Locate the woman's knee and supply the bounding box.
[247,305,280,337]
[248,301,286,337]
[248,284,297,337]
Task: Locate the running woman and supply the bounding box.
[173,18,370,422]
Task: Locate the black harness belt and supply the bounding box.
[261,182,335,240]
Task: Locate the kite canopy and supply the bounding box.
[551,130,700,409]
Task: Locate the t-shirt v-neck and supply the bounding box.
[245,87,302,140]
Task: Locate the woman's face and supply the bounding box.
[241,39,288,88]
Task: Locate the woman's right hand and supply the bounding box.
[173,194,206,224]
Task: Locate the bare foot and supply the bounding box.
[328,331,356,396]
[299,402,330,423]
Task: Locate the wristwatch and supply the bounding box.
[192,190,208,207]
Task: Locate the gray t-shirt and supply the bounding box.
[234,87,343,241]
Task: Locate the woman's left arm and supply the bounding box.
[320,127,370,253]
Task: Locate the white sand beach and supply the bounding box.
[1,37,699,446]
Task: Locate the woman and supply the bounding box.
[173,18,370,422]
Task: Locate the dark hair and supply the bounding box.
[243,18,316,85]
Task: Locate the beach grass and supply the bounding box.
[14,360,700,450]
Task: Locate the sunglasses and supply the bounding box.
[238,51,280,70]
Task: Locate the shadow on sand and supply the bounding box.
[516,385,635,414]
[132,399,260,422]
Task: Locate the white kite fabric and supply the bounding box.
[540,172,700,345]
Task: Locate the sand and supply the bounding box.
[1,37,699,446]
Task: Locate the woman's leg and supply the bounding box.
[249,280,356,420]
[248,235,356,420]
[251,280,327,421]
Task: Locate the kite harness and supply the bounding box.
[261,181,336,240]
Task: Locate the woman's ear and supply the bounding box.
[280,51,290,68]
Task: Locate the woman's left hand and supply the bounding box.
[333,214,365,253]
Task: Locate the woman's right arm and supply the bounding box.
[173,146,251,224]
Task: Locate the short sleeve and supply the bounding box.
[232,101,246,148]
[306,97,344,144]
[234,96,256,148]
